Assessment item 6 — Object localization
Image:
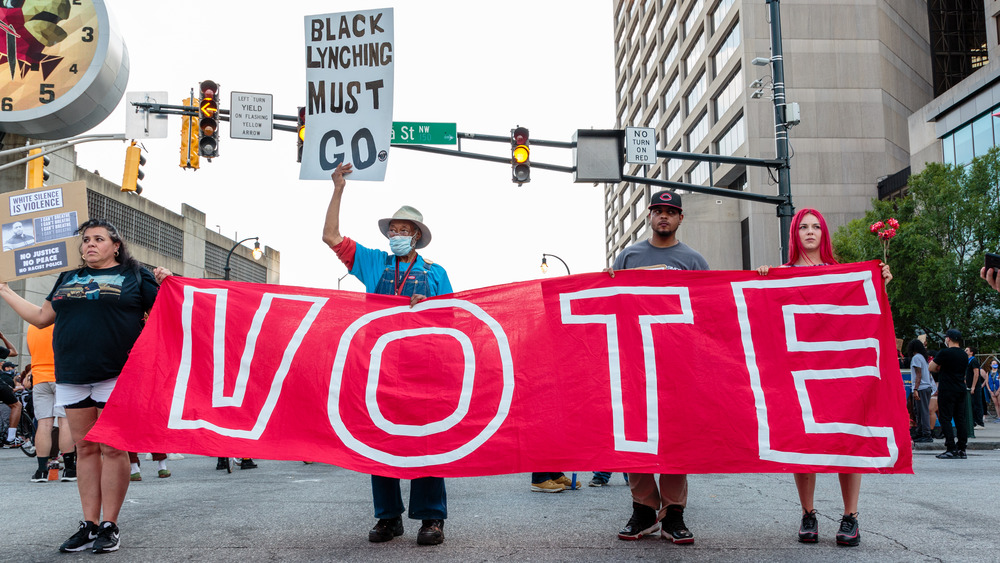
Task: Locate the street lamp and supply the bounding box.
[540,253,570,275]
[224,236,262,281]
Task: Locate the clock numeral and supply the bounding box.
[81,27,94,42]
[1,98,11,112]
[73,0,81,4]
[39,84,55,104]
[69,64,78,74]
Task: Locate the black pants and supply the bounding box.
[971,384,985,425]
[937,390,969,452]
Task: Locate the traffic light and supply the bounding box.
[198,80,220,159]
[511,126,530,184]
[26,148,49,189]
[180,96,200,169]
[297,106,305,163]
[122,141,146,194]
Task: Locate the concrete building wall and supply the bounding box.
[609,0,933,269]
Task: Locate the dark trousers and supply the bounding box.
[971,385,985,425]
[937,390,969,452]
[531,472,564,483]
[371,475,446,520]
[914,388,932,438]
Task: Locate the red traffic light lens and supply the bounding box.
[199,80,218,99]
[512,127,529,146]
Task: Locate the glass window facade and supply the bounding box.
[941,105,1000,166]
[689,161,709,185]
[713,21,740,76]
[685,29,705,75]
[714,67,742,119]
[712,0,736,32]
[687,111,709,149]
[716,113,746,156]
[685,70,707,115]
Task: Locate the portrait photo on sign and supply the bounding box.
[2,220,36,251]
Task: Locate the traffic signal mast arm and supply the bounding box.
[129,102,302,132]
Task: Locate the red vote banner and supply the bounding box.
[88,260,912,477]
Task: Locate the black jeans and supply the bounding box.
[914,387,933,438]
[937,390,969,452]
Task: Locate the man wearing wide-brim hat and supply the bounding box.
[322,162,452,546]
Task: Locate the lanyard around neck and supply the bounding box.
[393,257,417,296]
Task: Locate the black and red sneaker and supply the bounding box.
[836,512,860,547]
[617,502,660,540]
[798,509,818,543]
[661,504,694,544]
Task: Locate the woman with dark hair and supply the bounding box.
[757,208,892,547]
[909,338,934,442]
[0,219,172,554]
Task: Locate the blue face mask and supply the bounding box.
[389,235,414,257]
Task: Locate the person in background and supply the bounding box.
[757,208,892,547]
[909,339,934,443]
[28,324,76,482]
[985,358,1000,422]
[965,346,986,427]
[929,329,970,461]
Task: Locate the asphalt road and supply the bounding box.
[1,446,998,562]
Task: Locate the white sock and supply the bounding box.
[6,428,14,441]
[130,462,140,474]
[158,460,167,471]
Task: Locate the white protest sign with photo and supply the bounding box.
[0,181,89,281]
[301,8,394,181]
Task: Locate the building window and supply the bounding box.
[689,160,709,185]
[953,124,973,165]
[687,111,710,150]
[713,67,743,120]
[662,72,679,108]
[716,113,746,156]
[684,28,705,75]
[682,0,705,38]
[711,0,736,32]
[664,110,681,143]
[662,36,679,71]
[685,70,707,115]
[972,112,994,157]
[664,1,678,30]
[712,21,740,76]
[667,145,682,178]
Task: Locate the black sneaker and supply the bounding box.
[59,521,99,553]
[618,501,660,540]
[31,469,47,483]
[417,519,445,545]
[61,468,77,482]
[92,521,120,553]
[836,513,860,547]
[936,450,959,459]
[216,457,228,470]
[368,516,404,542]
[798,509,818,543]
[239,458,258,469]
[661,504,694,544]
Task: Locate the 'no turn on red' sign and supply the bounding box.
[625,127,656,165]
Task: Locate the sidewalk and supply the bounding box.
[911,417,1000,451]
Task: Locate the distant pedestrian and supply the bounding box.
[929,329,970,460]
[966,346,986,427]
[909,339,934,443]
[986,359,1000,421]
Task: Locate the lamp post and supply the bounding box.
[224,236,263,281]
[540,253,570,275]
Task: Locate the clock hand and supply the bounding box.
[0,20,19,80]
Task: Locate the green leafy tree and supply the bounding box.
[832,147,1000,348]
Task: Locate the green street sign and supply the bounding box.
[391,122,457,145]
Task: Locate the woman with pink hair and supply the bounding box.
[758,208,892,547]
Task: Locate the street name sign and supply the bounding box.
[230,92,273,141]
[391,122,457,145]
[625,126,656,165]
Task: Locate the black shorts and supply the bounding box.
[0,384,15,406]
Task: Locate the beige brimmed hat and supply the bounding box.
[377,205,431,249]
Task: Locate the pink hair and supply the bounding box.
[784,208,838,266]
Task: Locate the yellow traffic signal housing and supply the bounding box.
[122,142,146,194]
[180,98,200,169]
[26,148,49,189]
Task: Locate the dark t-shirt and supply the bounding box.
[46,264,158,384]
[933,346,969,395]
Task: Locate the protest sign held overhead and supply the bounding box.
[301,8,394,181]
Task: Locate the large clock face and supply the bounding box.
[0,0,127,140]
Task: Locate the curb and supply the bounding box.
[912,441,1000,451]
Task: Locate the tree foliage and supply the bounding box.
[832,147,1000,349]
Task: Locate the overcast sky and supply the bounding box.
[75,0,617,293]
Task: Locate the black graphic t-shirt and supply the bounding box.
[46,264,158,384]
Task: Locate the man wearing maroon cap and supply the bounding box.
[611,190,708,544]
